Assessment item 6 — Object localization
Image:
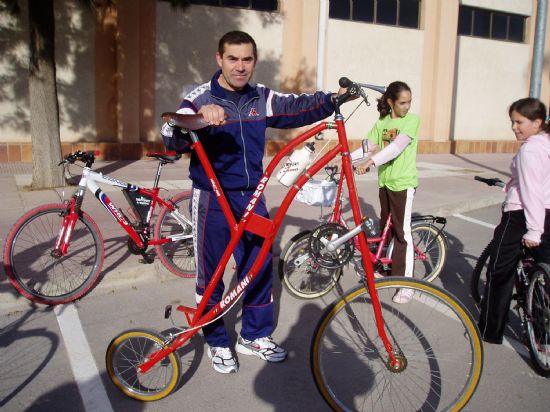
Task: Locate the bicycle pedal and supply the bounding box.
[139,253,155,264]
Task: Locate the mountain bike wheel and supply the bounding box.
[154,191,195,278]
[411,223,447,282]
[311,277,483,411]
[106,329,181,401]
[3,204,104,305]
[471,241,493,303]
[279,230,343,299]
[526,263,550,377]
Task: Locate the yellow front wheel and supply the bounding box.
[106,329,181,401]
[311,278,483,411]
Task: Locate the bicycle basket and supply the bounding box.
[296,179,337,207]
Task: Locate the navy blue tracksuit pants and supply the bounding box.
[192,187,274,348]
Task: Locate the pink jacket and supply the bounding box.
[504,133,550,242]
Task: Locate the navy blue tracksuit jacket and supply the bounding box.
[163,70,335,347]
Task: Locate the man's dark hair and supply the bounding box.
[218,31,258,61]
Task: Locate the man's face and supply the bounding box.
[216,42,256,91]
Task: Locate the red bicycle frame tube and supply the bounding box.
[139,118,397,373]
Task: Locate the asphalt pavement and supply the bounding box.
[5,152,550,412]
[0,152,513,311]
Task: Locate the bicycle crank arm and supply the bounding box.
[325,223,363,252]
[168,233,194,241]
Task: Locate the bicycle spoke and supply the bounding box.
[312,279,482,411]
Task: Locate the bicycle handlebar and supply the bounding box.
[474,175,505,188]
[60,150,97,168]
[336,77,386,109]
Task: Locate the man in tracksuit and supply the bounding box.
[162,31,345,374]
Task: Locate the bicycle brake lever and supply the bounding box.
[358,88,370,106]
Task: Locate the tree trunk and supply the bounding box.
[28,0,64,189]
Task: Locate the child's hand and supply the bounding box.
[354,158,374,175]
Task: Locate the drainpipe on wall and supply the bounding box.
[317,0,328,90]
[530,0,548,98]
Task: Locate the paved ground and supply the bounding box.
[0,152,512,310]
[7,152,550,412]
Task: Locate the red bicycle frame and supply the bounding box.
[329,172,394,268]
[53,173,182,256]
[139,112,398,373]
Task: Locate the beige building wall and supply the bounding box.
[155,3,284,133]
[453,36,531,140]
[323,20,424,142]
[2,0,550,161]
[0,0,97,144]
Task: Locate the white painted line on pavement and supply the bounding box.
[453,213,496,229]
[54,304,114,412]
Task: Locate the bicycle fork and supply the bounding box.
[54,195,82,256]
[321,217,402,368]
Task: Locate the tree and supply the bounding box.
[3,0,190,189]
[28,0,64,189]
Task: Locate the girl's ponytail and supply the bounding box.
[376,81,411,119]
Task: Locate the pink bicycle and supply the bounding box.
[105,78,482,410]
[280,165,448,299]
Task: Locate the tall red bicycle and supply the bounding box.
[105,78,483,410]
[280,165,448,299]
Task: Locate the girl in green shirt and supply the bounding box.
[354,81,419,303]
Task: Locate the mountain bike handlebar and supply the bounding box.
[59,150,97,168]
[474,175,505,188]
[336,77,386,110]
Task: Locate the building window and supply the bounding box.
[329,0,420,29]
[458,6,525,43]
[190,0,278,12]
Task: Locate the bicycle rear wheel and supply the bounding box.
[279,230,343,299]
[471,241,493,303]
[3,204,104,305]
[526,263,550,377]
[311,277,483,411]
[154,191,195,278]
[106,329,181,401]
[411,223,447,282]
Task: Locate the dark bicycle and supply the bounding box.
[471,176,550,377]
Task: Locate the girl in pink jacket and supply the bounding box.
[479,97,550,344]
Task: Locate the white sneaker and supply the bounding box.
[207,346,239,374]
[392,288,414,304]
[235,335,287,362]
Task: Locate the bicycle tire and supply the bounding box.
[154,191,196,278]
[3,204,104,305]
[106,329,182,401]
[411,223,447,282]
[279,230,343,299]
[526,262,550,377]
[471,241,493,303]
[311,277,483,411]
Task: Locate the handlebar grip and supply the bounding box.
[339,77,353,88]
[474,175,505,187]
